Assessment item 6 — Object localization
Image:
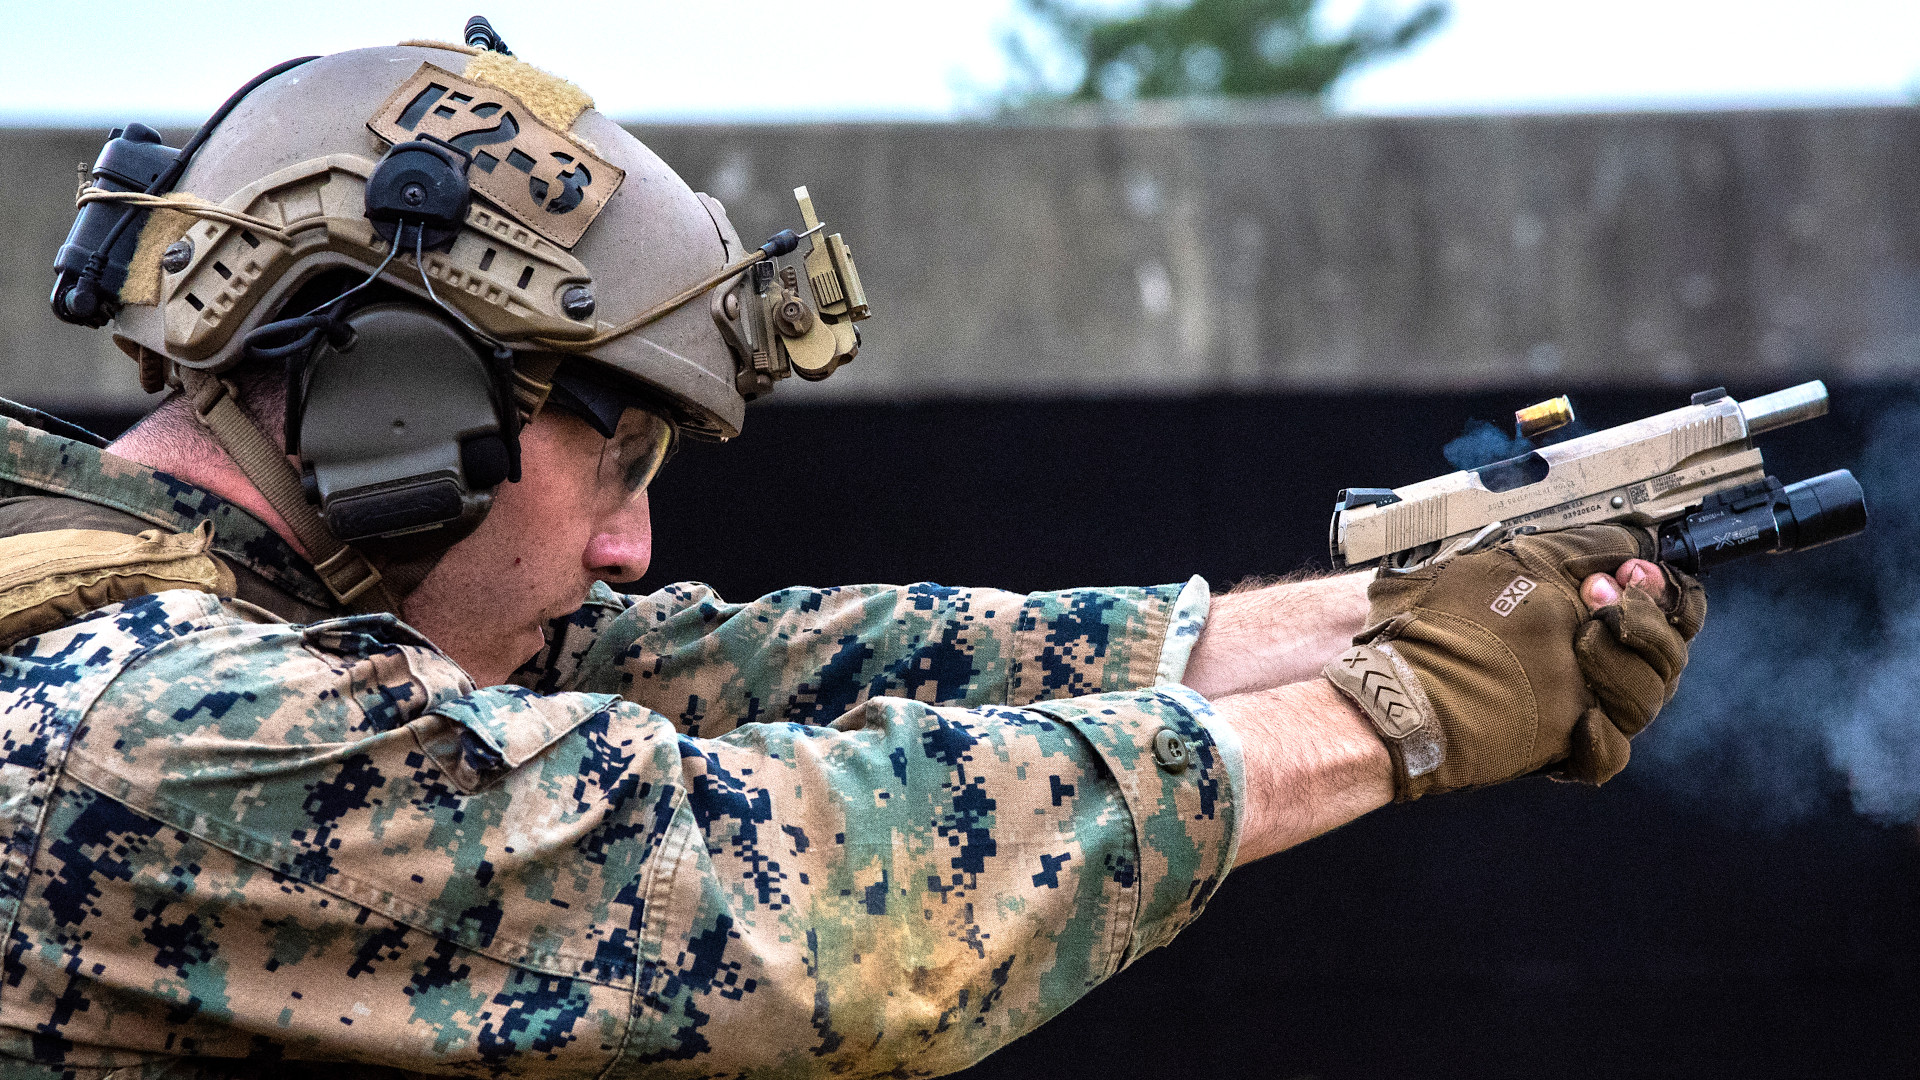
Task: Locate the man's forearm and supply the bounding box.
[1213,678,1392,865]
[1185,571,1372,698]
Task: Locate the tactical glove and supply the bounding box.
[1322,525,1706,801]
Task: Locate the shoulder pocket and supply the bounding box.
[411,687,621,792]
[300,614,471,734]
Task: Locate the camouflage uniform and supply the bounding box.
[0,411,1241,1079]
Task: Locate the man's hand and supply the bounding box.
[1185,558,1680,701]
[1583,557,1668,609]
[1211,539,1703,866]
[1321,525,1706,802]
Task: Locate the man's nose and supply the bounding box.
[584,490,653,584]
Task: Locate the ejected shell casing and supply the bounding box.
[1514,395,1575,439]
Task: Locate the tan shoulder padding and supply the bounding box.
[0,520,235,648]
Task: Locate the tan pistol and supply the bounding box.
[1329,381,1868,574]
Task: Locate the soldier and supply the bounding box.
[0,26,1702,1079]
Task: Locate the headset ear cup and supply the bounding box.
[295,303,507,543]
[459,433,511,489]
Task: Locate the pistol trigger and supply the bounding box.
[1473,522,1512,548]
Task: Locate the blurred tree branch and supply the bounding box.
[999,0,1447,109]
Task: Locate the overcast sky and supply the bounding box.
[5,0,1919,125]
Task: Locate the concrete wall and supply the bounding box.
[7,106,1919,410]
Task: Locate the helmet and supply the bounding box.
[49,29,871,608]
[92,40,865,440]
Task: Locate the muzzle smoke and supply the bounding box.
[1443,416,1592,473]
[1640,399,1920,825]
[1443,418,1532,470]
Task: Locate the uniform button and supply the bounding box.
[1151,727,1191,773]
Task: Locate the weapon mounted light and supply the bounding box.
[1658,470,1868,573]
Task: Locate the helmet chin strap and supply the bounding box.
[177,367,401,615]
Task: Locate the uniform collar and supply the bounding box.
[0,406,336,612]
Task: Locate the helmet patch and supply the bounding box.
[368,63,623,249]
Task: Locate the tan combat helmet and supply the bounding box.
[103,37,868,440]
[57,27,869,613]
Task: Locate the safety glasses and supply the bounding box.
[596,404,677,501]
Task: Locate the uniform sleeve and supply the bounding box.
[23,595,1240,1078]
[513,577,1213,738]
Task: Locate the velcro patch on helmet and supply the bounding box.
[368,63,624,249]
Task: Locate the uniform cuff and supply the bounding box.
[1156,575,1211,686]
[1010,579,1210,704]
[1030,684,1243,969]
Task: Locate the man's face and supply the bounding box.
[400,404,666,686]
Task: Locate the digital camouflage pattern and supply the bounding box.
[0,414,1242,1078]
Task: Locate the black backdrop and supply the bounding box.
[66,386,1920,1080]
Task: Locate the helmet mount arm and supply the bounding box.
[241,240,404,453]
[411,227,506,351]
[407,227,525,482]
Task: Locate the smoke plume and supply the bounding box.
[1443,415,1593,472]
[1443,418,1531,471]
[1636,397,1920,826]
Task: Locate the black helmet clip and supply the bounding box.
[365,134,473,254]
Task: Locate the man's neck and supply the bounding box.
[107,396,311,559]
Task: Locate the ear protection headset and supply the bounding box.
[244,131,528,545]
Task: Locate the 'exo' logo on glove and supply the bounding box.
[1490,576,1537,617]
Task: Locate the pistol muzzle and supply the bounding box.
[1739,381,1829,435]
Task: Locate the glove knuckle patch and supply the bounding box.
[1324,643,1444,781]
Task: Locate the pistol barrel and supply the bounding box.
[1330,380,1853,570]
[1740,381,1828,435]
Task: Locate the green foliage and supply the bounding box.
[1006,0,1448,104]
